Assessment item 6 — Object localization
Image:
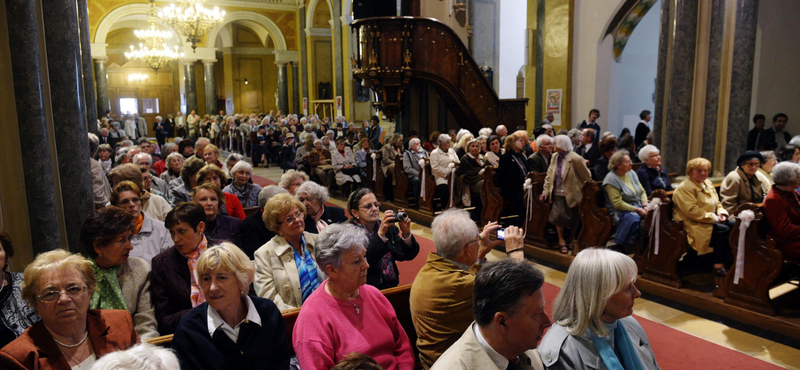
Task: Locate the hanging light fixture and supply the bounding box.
[159,0,225,52]
[125,0,184,73]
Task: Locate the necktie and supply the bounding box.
[506,357,520,370]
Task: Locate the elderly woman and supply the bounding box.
[539,248,659,370]
[279,169,309,196]
[763,162,800,262]
[201,144,227,172]
[0,230,38,349]
[91,343,179,370]
[498,132,531,227]
[254,193,323,311]
[151,203,212,334]
[0,250,138,369]
[347,189,419,290]
[110,181,173,265]
[298,181,347,235]
[456,138,486,212]
[430,134,460,211]
[293,224,415,370]
[381,133,405,179]
[108,163,172,222]
[603,151,649,252]
[296,137,315,175]
[355,138,372,177]
[97,144,113,175]
[635,144,672,195]
[172,243,291,369]
[193,183,242,241]
[542,135,592,253]
[454,132,474,159]
[593,136,618,181]
[152,142,177,176]
[758,150,777,187]
[79,207,158,340]
[225,153,245,183]
[720,151,770,214]
[403,137,429,203]
[330,137,361,194]
[280,133,297,171]
[169,156,206,204]
[310,139,335,188]
[484,135,503,167]
[673,158,734,277]
[160,152,184,185]
[221,161,262,209]
[198,164,246,220]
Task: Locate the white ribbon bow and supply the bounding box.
[371,153,377,181]
[522,178,533,237]
[645,198,662,255]
[734,210,756,285]
[448,163,456,208]
[419,159,427,201]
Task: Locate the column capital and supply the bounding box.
[340,15,354,25]
[274,50,300,65]
[203,60,218,66]
[90,43,108,60]
[182,59,198,66]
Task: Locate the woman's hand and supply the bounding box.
[539,193,549,202]
[718,213,728,222]
[378,211,395,238]
[397,209,412,235]
[635,208,648,217]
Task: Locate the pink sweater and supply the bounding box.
[293,280,415,370]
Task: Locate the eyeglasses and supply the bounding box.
[36,285,87,303]
[118,197,141,205]
[743,161,761,168]
[464,237,480,247]
[360,202,381,210]
[279,211,304,225]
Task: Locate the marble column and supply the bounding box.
[76,0,96,134]
[277,62,289,114]
[298,2,310,101]
[204,61,217,115]
[184,61,198,114]
[332,0,345,111]
[292,62,300,114]
[42,0,94,252]
[654,0,699,174]
[94,59,110,117]
[702,0,726,162]
[5,0,61,254]
[724,0,759,171]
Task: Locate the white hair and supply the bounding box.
[409,138,421,147]
[542,124,553,132]
[437,133,452,146]
[637,144,660,163]
[552,248,638,337]
[553,134,573,152]
[496,124,507,134]
[133,152,153,165]
[296,181,330,204]
[431,209,479,260]
[535,134,553,148]
[479,127,493,138]
[455,129,471,144]
[772,162,800,186]
[230,160,253,176]
[89,344,179,370]
[258,185,289,208]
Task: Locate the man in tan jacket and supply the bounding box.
[410,209,526,369]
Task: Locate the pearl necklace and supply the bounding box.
[52,331,88,348]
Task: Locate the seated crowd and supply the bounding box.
[0,108,796,370]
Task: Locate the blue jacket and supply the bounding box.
[635,165,673,196]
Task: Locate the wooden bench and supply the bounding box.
[373,151,386,201]
[481,166,503,226]
[418,158,436,215]
[524,172,551,249]
[243,206,259,217]
[637,189,688,288]
[393,154,410,208]
[576,181,614,255]
[364,150,375,192]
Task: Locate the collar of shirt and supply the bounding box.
[206,295,262,342]
[584,143,593,151]
[473,322,510,370]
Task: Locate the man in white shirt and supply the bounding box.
[136,113,148,139]
[124,115,137,140]
[175,111,186,138]
[187,110,199,140]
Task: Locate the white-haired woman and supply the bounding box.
[763,162,800,262]
[90,343,179,370]
[478,127,493,140]
[430,134,460,211]
[539,248,659,370]
[293,224,415,370]
[635,145,673,196]
[297,181,348,234]
[758,150,777,187]
[310,139,335,188]
[161,152,184,185]
[541,135,592,253]
[603,151,648,253]
[332,137,363,196]
[223,161,262,208]
[172,243,291,370]
[454,132,474,159]
[456,138,486,213]
[279,170,309,196]
[403,137,430,203]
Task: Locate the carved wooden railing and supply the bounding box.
[576,181,614,254]
[350,17,527,132]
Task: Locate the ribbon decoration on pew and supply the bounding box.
[371,153,378,181]
[448,163,456,208]
[522,178,533,237]
[419,159,427,201]
[645,198,662,255]
[734,210,756,285]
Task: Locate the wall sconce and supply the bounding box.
[129,73,148,82]
[236,78,249,85]
[245,78,249,85]
[453,0,467,16]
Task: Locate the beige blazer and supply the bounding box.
[720,167,769,214]
[432,322,543,370]
[118,257,159,340]
[253,232,326,311]
[672,178,727,255]
[542,151,593,208]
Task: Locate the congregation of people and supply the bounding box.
[1,105,798,370]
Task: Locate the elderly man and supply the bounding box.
[88,133,112,209]
[432,259,550,370]
[574,128,601,168]
[124,114,137,140]
[98,127,115,150]
[153,115,168,148]
[135,113,148,139]
[186,109,199,140]
[410,209,526,369]
[134,152,170,198]
[578,109,602,145]
[296,181,347,234]
[175,111,186,138]
[541,113,555,127]
[194,137,211,160]
[528,134,553,173]
[496,125,508,142]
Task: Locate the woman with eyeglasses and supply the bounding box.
[254,193,324,311]
[602,151,648,254]
[110,181,173,265]
[635,144,672,196]
[720,151,771,215]
[758,150,778,187]
[0,249,138,370]
[346,188,419,290]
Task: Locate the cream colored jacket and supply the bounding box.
[430,148,460,186]
[672,178,727,255]
[253,232,326,311]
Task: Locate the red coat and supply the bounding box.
[224,192,246,220]
[0,310,139,370]
[763,186,800,261]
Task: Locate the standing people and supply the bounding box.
[578,109,601,145]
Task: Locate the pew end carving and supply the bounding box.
[393,154,410,208]
[373,151,386,201]
[639,189,688,288]
[576,181,613,255]
[481,166,503,225]
[419,158,436,215]
[525,172,551,248]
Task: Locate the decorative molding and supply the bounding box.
[91,43,109,60]
[305,0,334,34]
[204,0,296,11]
[274,50,300,64]
[305,27,332,37]
[206,11,288,50]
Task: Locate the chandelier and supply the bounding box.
[159,0,225,52]
[124,0,183,73]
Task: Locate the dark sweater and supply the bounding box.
[172,297,291,370]
[236,209,275,260]
[635,165,673,196]
[350,221,420,290]
[303,206,348,234]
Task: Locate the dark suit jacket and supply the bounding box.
[0,310,138,370]
[635,121,650,149]
[172,297,290,370]
[497,151,529,201]
[303,206,348,234]
[527,152,550,174]
[575,143,601,168]
[350,221,420,290]
[578,120,601,145]
[237,209,275,260]
[204,215,242,242]
[760,128,792,151]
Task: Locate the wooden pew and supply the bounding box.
[243,206,259,217]
[717,207,784,316]
[373,151,386,201]
[638,189,688,288]
[365,150,375,192]
[418,158,437,215]
[393,154,410,208]
[576,181,613,254]
[525,172,551,248]
[481,166,503,225]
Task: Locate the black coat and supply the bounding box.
[204,215,242,242]
[578,120,601,145]
[527,152,550,174]
[759,128,792,151]
[303,206,348,234]
[172,297,291,370]
[351,221,420,290]
[636,165,673,196]
[575,143,602,169]
[634,121,650,149]
[497,151,529,201]
[236,209,275,260]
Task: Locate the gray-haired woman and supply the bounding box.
[603,151,648,252]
